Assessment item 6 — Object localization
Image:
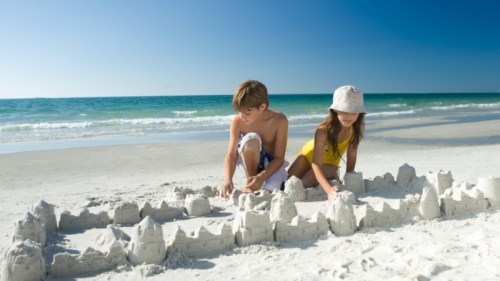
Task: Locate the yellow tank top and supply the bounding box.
[300,126,353,167]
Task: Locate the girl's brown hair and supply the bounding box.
[319,109,365,158]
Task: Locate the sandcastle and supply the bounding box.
[11,212,46,246]
[3,165,500,279]
[1,240,46,281]
[127,216,166,265]
[184,194,211,217]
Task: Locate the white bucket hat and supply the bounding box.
[329,85,367,113]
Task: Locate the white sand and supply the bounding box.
[1,119,500,280]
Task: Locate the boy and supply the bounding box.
[220,80,288,199]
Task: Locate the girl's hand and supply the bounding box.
[220,181,234,199]
[327,184,340,203]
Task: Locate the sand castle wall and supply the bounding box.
[364,173,397,192]
[31,200,57,233]
[51,245,127,277]
[140,201,183,222]
[358,201,408,228]
[1,240,46,281]
[440,189,488,216]
[113,202,141,225]
[11,212,46,246]
[274,212,329,243]
[232,209,273,247]
[59,208,110,230]
[127,216,166,265]
[168,224,234,256]
[238,192,274,211]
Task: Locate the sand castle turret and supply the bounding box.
[427,170,453,196]
[284,176,306,202]
[31,199,57,233]
[11,212,46,246]
[1,239,46,281]
[269,191,298,223]
[419,187,441,220]
[113,202,141,225]
[326,197,357,236]
[343,171,365,194]
[127,216,166,265]
[364,173,396,191]
[397,163,416,188]
[168,223,234,256]
[140,201,183,222]
[185,194,211,217]
[476,176,500,208]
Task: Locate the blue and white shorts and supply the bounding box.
[237,133,288,191]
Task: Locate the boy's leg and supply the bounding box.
[237,133,263,178]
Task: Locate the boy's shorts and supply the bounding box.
[237,133,288,191]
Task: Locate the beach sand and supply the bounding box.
[1,118,500,280]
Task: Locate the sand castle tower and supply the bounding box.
[419,187,441,220]
[185,194,211,217]
[269,191,298,223]
[284,176,306,202]
[11,212,46,246]
[397,163,416,188]
[343,171,365,194]
[127,216,166,265]
[31,199,57,233]
[427,170,453,196]
[326,197,357,236]
[1,239,46,281]
[476,176,500,208]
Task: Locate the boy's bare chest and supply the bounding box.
[240,123,276,143]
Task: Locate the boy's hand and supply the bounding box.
[220,182,234,199]
[244,176,263,192]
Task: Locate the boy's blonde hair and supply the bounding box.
[232,80,269,111]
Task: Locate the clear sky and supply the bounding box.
[1,0,499,98]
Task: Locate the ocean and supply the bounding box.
[1,93,500,153]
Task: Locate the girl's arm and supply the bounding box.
[221,116,240,198]
[311,126,337,194]
[345,122,364,173]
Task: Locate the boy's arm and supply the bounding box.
[221,116,240,198]
[244,114,288,191]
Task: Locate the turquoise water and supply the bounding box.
[1,93,500,151]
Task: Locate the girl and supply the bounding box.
[287,85,366,202]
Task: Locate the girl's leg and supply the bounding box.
[287,155,311,180]
[239,138,260,178]
[301,164,338,188]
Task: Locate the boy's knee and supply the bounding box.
[242,138,260,153]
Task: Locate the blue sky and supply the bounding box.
[1,0,499,98]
